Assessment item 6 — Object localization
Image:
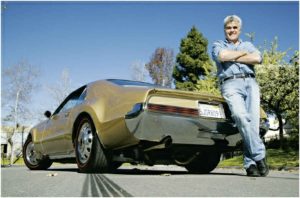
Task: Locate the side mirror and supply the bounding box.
[44,111,52,118]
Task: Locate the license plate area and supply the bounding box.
[198,102,225,119]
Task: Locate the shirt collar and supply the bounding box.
[225,38,243,45]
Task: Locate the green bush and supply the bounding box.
[265,137,299,150]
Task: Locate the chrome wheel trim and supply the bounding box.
[77,122,93,164]
[25,142,39,166]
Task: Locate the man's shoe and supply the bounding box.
[246,165,260,177]
[256,158,269,177]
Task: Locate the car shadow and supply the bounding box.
[209,172,245,177]
[112,168,245,177]
[113,168,188,175]
[44,168,79,172]
[44,166,245,177]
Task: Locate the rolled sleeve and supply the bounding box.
[212,40,224,63]
[244,42,263,63]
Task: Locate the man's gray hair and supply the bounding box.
[224,15,242,28]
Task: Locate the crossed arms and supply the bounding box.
[218,50,262,65]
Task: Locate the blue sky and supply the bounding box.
[1,1,299,123]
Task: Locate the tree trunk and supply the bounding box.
[10,90,20,165]
[7,135,13,165]
[277,113,284,149]
[9,143,14,165]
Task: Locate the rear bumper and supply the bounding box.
[125,110,241,147]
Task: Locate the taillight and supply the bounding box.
[147,103,199,117]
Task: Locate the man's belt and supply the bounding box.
[221,73,255,84]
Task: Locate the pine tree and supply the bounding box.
[173,26,213,91]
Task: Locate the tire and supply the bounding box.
[23,136,52,170]
[185,150,221,174]
[75,117,109,173]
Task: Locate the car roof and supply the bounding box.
[106,79,157,87]
[87,79,159,88]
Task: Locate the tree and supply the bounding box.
[255,38,299,148]
[2,60,40,165]
[285,50,299,143]
[145,47,175,87]
[173,26,213,91]
[245,32,255,43]
[47,68,73,107]
[195,74,220,96]
[130,60,147,82]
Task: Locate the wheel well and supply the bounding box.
[26,133,33,142]
[72,112,94,145]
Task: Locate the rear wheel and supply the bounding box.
[185,150,221,174]
[75,117,109,173]
[23,136,52,170]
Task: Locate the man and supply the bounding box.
[212,15,269,177]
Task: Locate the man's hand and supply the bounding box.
[235,52,262,65]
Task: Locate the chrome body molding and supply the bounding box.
[48,152,76,160]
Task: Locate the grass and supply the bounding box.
[218,149,299,170]
[1,157,61,166]
[1,157,25,166]
[2,149,299,170]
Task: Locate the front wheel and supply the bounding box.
[23,136,52,170]
[185,150,221,174]
[75,117,109,173]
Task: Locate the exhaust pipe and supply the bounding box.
[161,135,172,148]
[143,136,173,152]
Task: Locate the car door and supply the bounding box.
[42,112,67,154]
[41,86,87,155]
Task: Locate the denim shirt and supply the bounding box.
[212,39,262,81]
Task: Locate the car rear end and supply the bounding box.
[125,88,246,150]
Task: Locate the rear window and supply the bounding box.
[107,79,158,87]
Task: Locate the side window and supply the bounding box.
[60,88,87,112]
[60,98,78,112]
[53,85,87,115]
[77,88,87,104]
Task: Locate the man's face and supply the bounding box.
[224,21,241,43]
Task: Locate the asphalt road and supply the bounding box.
[1,164,299,197]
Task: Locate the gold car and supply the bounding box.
[23,79,269,173]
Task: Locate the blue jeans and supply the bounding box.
[221,77,266,169]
